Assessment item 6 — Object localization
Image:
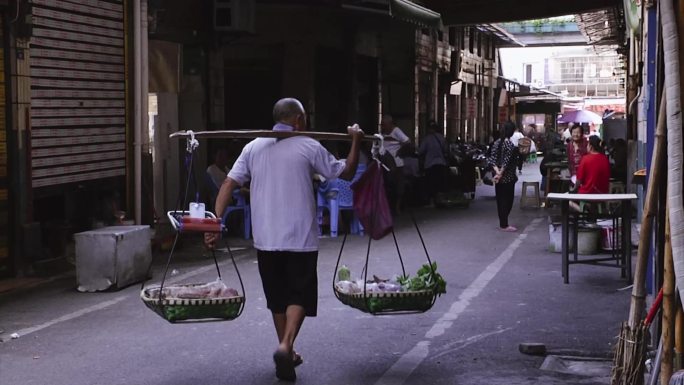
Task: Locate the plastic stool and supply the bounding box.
[609,181,626,211]
[527,152,538,163]
[520,181,541,209]
[609,181,626,194]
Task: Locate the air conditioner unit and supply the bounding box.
[214,0,255,33]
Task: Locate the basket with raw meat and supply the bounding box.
[141,279,244,322]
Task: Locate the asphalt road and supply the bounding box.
[0,167,632,385]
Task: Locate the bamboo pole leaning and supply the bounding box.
[661,0,684,319]
[662,209,675,385]
[612,91,667,385]
[628,92,667,328]
[676,305,684,370]
[674,2,684,370]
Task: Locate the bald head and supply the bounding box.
[273,98,305,124]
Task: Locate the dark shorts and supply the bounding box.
[257,250,318,317]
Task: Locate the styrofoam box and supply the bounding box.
[74,226,151,292]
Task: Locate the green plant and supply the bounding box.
[398,262,447,295]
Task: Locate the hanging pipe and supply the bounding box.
[134,0,142,224]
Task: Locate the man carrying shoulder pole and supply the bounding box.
[205,97,364,381]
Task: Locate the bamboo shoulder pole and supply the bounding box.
[628,93,667,328]
[662,208,675,385]
[169,130,379,142]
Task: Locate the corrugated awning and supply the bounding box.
[342,0,442,28]
[390,0,441,28]
[575,6,626,46]
[421,0,620,24]
[477,24,525,47]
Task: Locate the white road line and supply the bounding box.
[1,255,249,343]
[1,296,127,343]
[430,327,513,360]
[374,218,543,385]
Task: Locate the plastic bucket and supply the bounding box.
[548,222,601,255]
[598,219,621,251]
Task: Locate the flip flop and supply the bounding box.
[273,350,296,381]
[293,352,303,367]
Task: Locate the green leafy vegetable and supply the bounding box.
[398,262,447,295]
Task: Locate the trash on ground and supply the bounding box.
[519,342,547,355]
[540,355,611,378]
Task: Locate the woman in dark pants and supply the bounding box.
[488,122,518,232]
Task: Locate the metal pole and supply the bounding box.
[134,0,142,224]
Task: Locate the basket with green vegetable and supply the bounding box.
[334,262,446,314]
[336,161,446,315]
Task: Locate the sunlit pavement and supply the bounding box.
[0,160,630,385]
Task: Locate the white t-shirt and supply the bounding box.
[562,129,572,141]
[510,131,524,147]
[384,127,410,167]
[228,136,345,252]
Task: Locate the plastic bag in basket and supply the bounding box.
[351,161,393,240]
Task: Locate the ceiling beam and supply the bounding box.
[422,0,621,24]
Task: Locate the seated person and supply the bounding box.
[576,136,610,194]
[207,148,230,188]
[570,136,610,214]
[207,148,249,207]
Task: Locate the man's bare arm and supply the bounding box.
[205,176,239,249]
[215,176,239,216]
[339,125,364,180]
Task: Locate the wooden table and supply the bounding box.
[546,193,637,284]
[544,161,570,196]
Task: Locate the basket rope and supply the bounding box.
[140,139,245,322]
[332,160,438,314]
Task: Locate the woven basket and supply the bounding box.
[141,284,244,323]
[334,288,436,314]
[518,138,532,155]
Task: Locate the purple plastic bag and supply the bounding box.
[351,162,393,240]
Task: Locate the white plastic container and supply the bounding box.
[548,223,601,255]
[189,202,205,218]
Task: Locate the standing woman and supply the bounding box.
[488,122,518,232]
[566,124,588,176]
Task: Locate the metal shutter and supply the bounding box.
[29,0,126,188]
